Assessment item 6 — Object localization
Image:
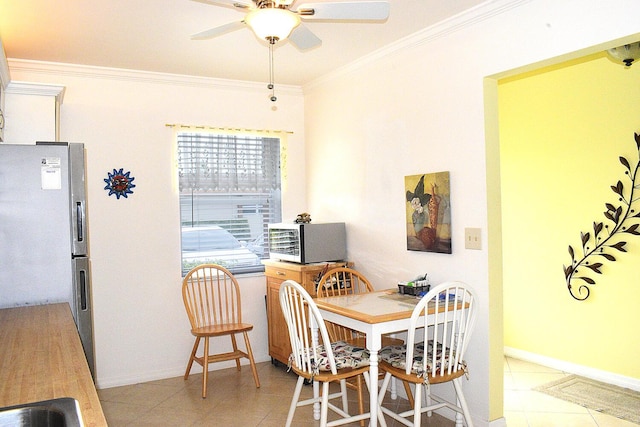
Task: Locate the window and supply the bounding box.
[177,132,282,275]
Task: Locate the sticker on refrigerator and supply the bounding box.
[41,157,62,190]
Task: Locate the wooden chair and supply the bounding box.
[377,281,478,427]
[182,264,260,398]
[316,267,375,345]
[317,267,415,421]
[279,279,372,427]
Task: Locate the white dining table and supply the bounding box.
[311,289,423,427]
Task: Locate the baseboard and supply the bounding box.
[488,417,507,427]
[504,347,640,392]
[96,366,186,389]
[96,354,272,389]
[390,380,503,427]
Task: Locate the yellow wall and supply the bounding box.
[499,53,640,378]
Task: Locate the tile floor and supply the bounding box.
[504,356,638,427]
[98,361,451,427]
[97,357,639,426]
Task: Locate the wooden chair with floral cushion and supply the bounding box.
[377,281,478,427]
[279,279,372,427]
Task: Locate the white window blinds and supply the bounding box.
[177,132,282,274]
[178,133,281,192]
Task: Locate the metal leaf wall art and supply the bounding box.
[564,132,640,301]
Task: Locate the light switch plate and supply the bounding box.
[465,227,481,250]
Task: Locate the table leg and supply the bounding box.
[369,349,379,427]
[366,328,383,427]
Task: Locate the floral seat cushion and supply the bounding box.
[379,341,466,380]
[289,340,370,373]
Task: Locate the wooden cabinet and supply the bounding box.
[3,81,64,144]
[0,46,7,142]
[264,260,350,365]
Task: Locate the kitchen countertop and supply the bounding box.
[0,303,107,426]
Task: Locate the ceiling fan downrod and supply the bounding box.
[268,37,277,102]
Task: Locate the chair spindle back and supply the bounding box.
[316,268,373,343]
[406,281,477,379]
[182,264,242,330]
[280,280,338,375]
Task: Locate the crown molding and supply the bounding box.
[4,0,529,96]
[5,81,66,104]
[6,59,303,96]
[304,0,531,91]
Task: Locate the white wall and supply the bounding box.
[303,0,640,425]
[6,0,640,424]
[5,61,306,388]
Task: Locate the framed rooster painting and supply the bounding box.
[405,171,451,254]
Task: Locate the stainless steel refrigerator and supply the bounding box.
[0,142,95,378]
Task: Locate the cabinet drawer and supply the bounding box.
[265,267,302,282]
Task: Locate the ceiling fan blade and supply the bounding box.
[296,1,390,21]
[190,0,253,10]
[289,24,322,51]
[191,21,246,40]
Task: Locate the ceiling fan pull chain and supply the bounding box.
[268,38,277,102]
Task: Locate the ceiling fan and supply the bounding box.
[190,0,391,50]
[190,0,390,102]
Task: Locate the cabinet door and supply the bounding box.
[0,82,4,142]
[266,277,291,364]
[3,83,63,144]
[264,262,350,364]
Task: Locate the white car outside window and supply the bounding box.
[181,226,260,274]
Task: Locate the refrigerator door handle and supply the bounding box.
[76,201,85,243]
[79,268,88,311]
[69,143,88,256]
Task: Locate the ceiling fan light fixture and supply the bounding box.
[606,41,640,67]
[245,8,300,42]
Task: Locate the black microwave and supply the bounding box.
[267,222,346,264]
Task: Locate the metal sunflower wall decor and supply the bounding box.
[104,168,136,199]
[564,132,640,301]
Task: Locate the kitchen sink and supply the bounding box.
[0,397,82,427]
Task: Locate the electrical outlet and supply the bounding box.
[465,227,481,250]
